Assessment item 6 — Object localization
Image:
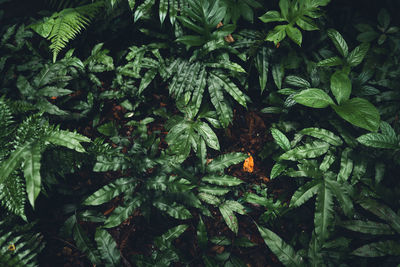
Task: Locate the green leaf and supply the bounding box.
[259,11,285,23]
[266,25,287,45]
[337,148,353,182]
[352,241,400,257]
[197,217,208,250]
[279,0,289,20]
[330,71,351,105]
[223,200,246,215]
[314,180,334,242]
[285,75,310,88]
[159,0,168,24]
[316,56,343,67]
[207,152,247,173]
[22,144,42,208]
[202,175,243,186]
[209,72,247,108]
[0,142,32,186]
[95,228,121,267]
[47,130,91,153]
[97,122,118,137]
[134,0,155,22]
[255,47,269,93]
[279,141,330,161]
[83,178,135,206]
[256,224,303,267]
[378,9,390,30]
[347,43,370,67]
[155,224,188,250]
[357,133,398,149]
[153,201,192,219]
[270,162,287,179]
[104,197,143,228]
[286,25,302,46]
[340,220,395,235]
[327,29,348,57]
[299,128,343,146]
[197,138,207,173]
[271,128,291,151]
[72,217,101,265]
[332,98,380,132]
[198,186,230,196]
[326,179,353,217]
[290,179,320,208]
[208,75,232,128]
[320,152,336,171]
[198,192,221,205]
[219,202,239,234]
[293,88,335,108]
[197,122,220,151]
[272,63,285,89]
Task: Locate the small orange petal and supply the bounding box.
[243,154,254,173]
[50,96,57,100]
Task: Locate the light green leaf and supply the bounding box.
[330,71,351,105]
[256,224,303,267]
[153,201,192,219]
[202,174,243,186]
[207,152,247,172]
[286,25,302,46]
[198,186,230,196]
[320,152,335,171]
[219,203,239,234]
[316,56,343,67]
[266,25,287,45]
[332,98,380,132]
[259,11,285,23]
[47,130,91,152]
[198,192,221,205]
[293,88,335,108]
[271,128,291,151]
[83,178,135,206]
[95,228,121,267]
[357,133,398,149]
[270,162,287,179]
[159,0,168,24]
[347,43,370,67]
[279,0,289,20]
[197,122,220,151]
[299,128,343,146]
[327,29,348,57]
[23,144,42,208]
[285,75,310,88]
[279,141,330,161]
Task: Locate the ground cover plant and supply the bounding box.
[1,0,400,266]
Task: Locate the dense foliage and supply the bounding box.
[1,0,400,266]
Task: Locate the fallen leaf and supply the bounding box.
[243,153,254,173]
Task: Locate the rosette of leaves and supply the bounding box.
[259,0,330,46]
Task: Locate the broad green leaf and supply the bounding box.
[22,144,42,208]
[198,192,221,205]
[316,56,343,67]
[272,63,284,89]
[330,71,351,105]
[104,197,143,228]
[290,179,320,208]
[198,186,230,196]
[223,200,246,215]
[337,148,353,182]
[271,128,291,151]
[279,141,330,161]
[327,29,348,57]
[83,177,135,206]
[332,98,380,132]
[314,180,334,242]
[340,220,394,235]
[159,0,168,24]
[285,75,310,88]
[380,121,397,139]
[153,201,192,219]
[352,241,400,257]
[299,128,343,146]
[377,8,390,30]
[266,25,287,45]
[256,224,303,267]
[296,17,319,31]
[155,224,188,250]
[243,192,272,207]
[270,162,287,179]
[202,174,243,186]
[259,11,285,23]
[279,0,289,20]
[219,202,239,234]
[347,43,370,67]
[47,130,91,153]
[255,47,269,93]
[286,25,302,46]
[197,217,208,250]
[197,122,220,150]
[293,88,334,108]
[357,133,398,149]
[95,228,121,267]
[358,198,400,234]
[207,152,247,172]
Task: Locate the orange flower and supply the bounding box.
[243,153,254,173]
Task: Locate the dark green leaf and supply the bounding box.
[271,128,291,151]
[299,128,343,146]
[327,29,348,57]
[95,228,121,267]
[279,141,330,161]
[293,88,335,108]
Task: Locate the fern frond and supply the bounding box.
[0,173,26,220]
[0,213,44,267]
[31,2,104,62]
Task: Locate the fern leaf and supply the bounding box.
[95,228,121,267]
[0,174,26,220]
[314,180,334,242]
[22,144,42,209]
[208,74,233,128]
